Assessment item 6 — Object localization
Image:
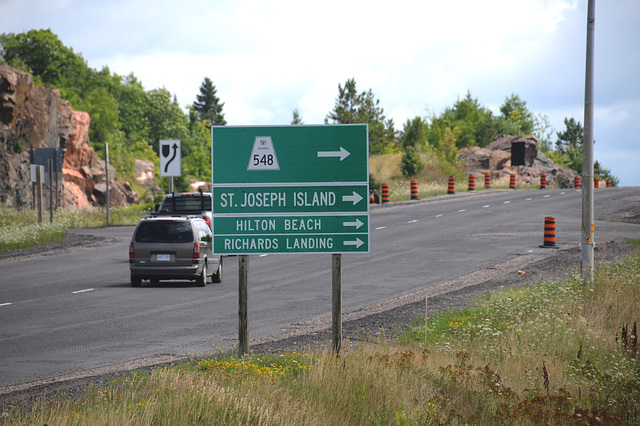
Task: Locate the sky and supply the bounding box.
[1,0,638,185]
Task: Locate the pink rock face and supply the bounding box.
[0,65,139,209]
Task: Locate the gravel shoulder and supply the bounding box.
[2,201,639,413]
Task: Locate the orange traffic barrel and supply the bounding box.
[468,174,476,192]
[410,180,419,200]
[447,176,455,194]
[594,178,599,188]
[509,173,516,189]
[484,173,491,189]
[381,183,390,203]
[540,174,547,189]
[574,176,581,189]
[369,193,379,204]
[606,180,611,188]
[541,216,558,248]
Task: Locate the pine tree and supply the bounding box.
[193,77,226,125]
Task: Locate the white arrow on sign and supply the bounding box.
[342,191,363,205]
[317,147,350,161]
[342,218,364,229]
[344,238,364,248]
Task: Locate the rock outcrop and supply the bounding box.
[0,65,139,209]
[458,134,578,188]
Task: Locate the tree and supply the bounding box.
[499,93,534,135]
[291,108,304,125]
[555,117,583,154]
[533,113,555,153]
[401,146,425,177]
[0,29,87,86]
[192,77,226,125]
[400,116,429,151]
[325,78,398,154]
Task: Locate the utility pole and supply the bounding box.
[581,0,596,282]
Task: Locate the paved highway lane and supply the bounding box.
[1,187,639,389]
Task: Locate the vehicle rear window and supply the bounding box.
[135,221,194,243]
[161,196,211,211]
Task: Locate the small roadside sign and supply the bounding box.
[159,139,181,177]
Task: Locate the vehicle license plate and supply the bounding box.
[157,254,171,262]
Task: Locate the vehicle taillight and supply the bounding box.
[203,216,211,228]
[129,242,135,259]
[193,242,201,259]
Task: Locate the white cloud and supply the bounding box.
[1,0,638,184]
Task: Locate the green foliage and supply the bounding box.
[291,108,303,125]
[427,91,499,151]
[555,117,583,154]
[533,113,555,153]
[0,29,226,194]
[499,93,534,135]
[400,116,429,151]
[192,76,226,125]
[400,146,425,177]
[325,78,398,155]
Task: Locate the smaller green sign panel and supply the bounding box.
[214,233,368,254]
[213,185,368,214]
[214,214,368,236]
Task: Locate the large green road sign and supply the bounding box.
[211,125,369,254]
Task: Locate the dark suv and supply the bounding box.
[129,217,222,287]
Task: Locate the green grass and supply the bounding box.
[4,249,639,424]
[0,204,152,253]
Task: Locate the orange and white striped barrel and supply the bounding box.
[447,176,455,194]
[509,173,516,189]
[381,183,390,203]
[410,180,419,200]
[594,178,599,188]
[484,173,491,189]
[542,216,558,248]
[468,174,475,192]
[540,174,547,189]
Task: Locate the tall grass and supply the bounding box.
[5,250,639,424]
[0,205,151,253]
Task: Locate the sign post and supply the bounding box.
[211,125,369,355]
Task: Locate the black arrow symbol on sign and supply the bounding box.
[164,143,178,173]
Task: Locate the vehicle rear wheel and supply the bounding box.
[212,262,222,283]
[131,274,142,287]
[196,263,207,287]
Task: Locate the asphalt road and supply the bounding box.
[1,186,639,391]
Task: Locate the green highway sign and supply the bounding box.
[211,125,368,184]
[213,233,368,254]
[213,185,368,214]
[214,214,368,235]
[211,124,369,254]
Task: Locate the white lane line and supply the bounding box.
[544,194,550,198]
[561,192,566,195]
[72,288,95,294]
[407,220,418,223]
[436,214,443,218]
[375,226,386,230]
[0,303,12,307]
[458,209,466,213]
[258,254,269,257]
[483,205,490,208]
[504,201,511,204]
[525,198,532,201]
